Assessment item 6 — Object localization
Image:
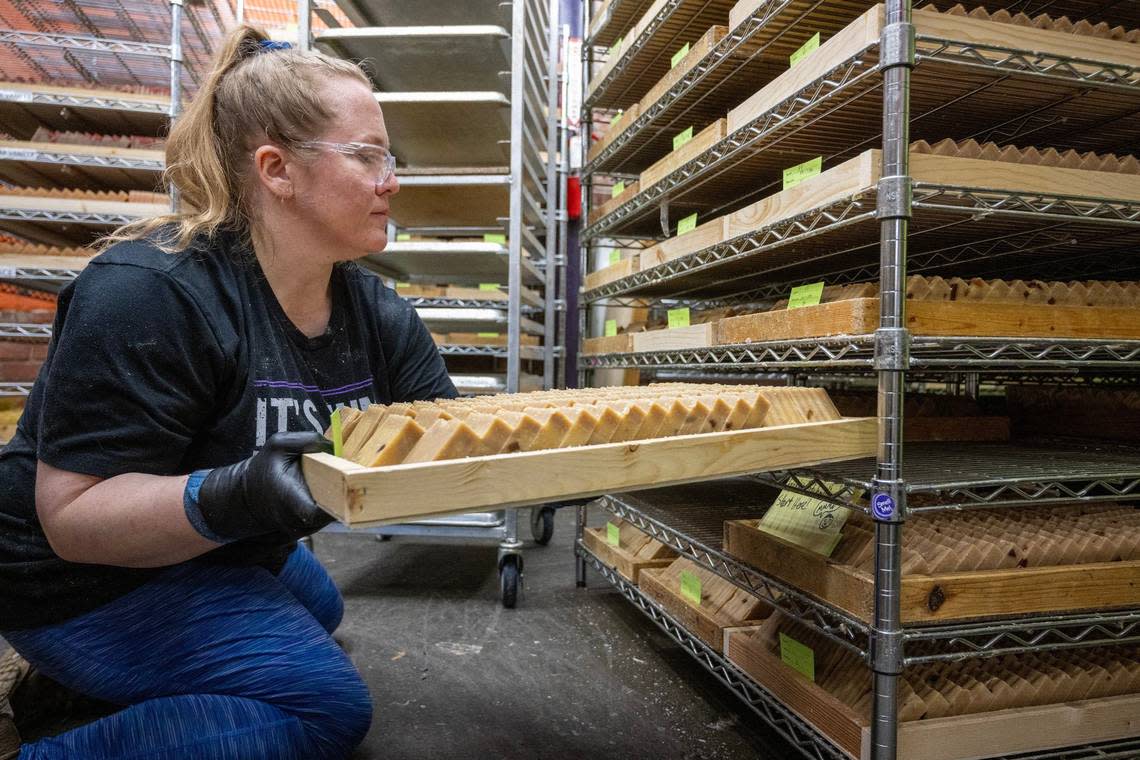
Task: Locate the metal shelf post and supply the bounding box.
[169,0,183,210]
[870,0,914,757]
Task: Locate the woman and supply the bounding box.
[0,24,455,759]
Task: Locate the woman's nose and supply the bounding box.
[377,173,399,196]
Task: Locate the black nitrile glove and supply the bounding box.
[194,432,334,541]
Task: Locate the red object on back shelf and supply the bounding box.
[567,176,581,220]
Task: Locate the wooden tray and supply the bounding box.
[303,417,875,527]
[725,627,1140,760]
[583,256,637,291]
[580,520,677,583]
[716,298,1140,343]
[640,558,770,652]
[723,520,1140,624]
[581,333,636,355]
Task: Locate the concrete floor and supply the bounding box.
[320,506,796,760]
[9,505,801,759]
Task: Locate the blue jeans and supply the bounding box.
[3,544,372,759]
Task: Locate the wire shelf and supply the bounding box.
[752,440,1140,513]
[436,344,546,361]
[0,85,171,140]
[583,186,1140,303]
[582,36,1140,240]
[585,0,658,48]
[582,544,1140,760]
[584,0,738,111]
[580,334,1140,373]
[595,481,1140,662]
[577,542,849,760]
[0,382,32,397]
[0,323,51,340]
[594,483,874,657]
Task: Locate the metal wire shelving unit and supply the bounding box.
[573,0,1140,758]
[0,0,223,402]
[299,0,566,607]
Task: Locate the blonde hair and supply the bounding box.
[102,25,371,252]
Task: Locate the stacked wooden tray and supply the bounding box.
[725,502,1140,624]
[303,384,875,526]
[582,2,1140,239]
[727,613,1140,760]
[582,273,1140,356]
[580,517,677,583]
[582,138,1140,300]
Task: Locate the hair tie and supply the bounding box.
[258,40,292,53]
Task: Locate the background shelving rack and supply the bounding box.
[573,0,1140,758]
[0,0,228,401]
[298,0,566,606]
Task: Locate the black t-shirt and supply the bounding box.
[0,231,456,630]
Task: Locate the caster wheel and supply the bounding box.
[531,506,555,545]
[500,556,520,609]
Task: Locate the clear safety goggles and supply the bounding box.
[297,140,397,186]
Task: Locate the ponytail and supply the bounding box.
[100,25,371,253]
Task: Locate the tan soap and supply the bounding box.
[498,411,543,452]
[464,413,516,454]
[403,419,483,463]
[335,407,365,441]
[741,392,770,428]
[656,399,695,437]
[695,395,734,433]
[586,403,625,444]
[676,398,713,435]
[525,407,573,450]
[610,401,647,442]
[342,405,389,461]
[364,416,426,466]
[631,400,670,439]
[560,407,599,447]
[413,407,455,430]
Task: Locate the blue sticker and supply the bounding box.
[871,493,895,520]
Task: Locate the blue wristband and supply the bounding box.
[183,469,232,544]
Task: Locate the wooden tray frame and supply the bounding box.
[724,520,1140,624]
[302,417,875,527]
[725,626,1140,760]
[716,298,1140,344]
[640,563,769,652]
[580,523,676,583]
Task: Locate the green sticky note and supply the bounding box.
[612,109,623,127]
[611,180,625,198]
[679,570,701,606]
[670,42,690,69]
[396,282,411,289]
[788,282,825,310]
[609,250,621,265]
[783,156,822,190]
[672,126,693,152]
[609,36,622,56]
[478,283,501,291]
[677,212,698,236]
[789,32,821,67]
[483,233,507,245]
[780,633,816,681]
[606,521,620,547]
[667,307,690,329]
[477,332,501,338]
[396,233,412,241]
[330,408,343,458]
[604,319,618,337]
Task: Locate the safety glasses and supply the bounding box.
[296,140,397,186]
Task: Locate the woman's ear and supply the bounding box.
[253,144,294,199]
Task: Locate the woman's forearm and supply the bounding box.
[36,461,221,568]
